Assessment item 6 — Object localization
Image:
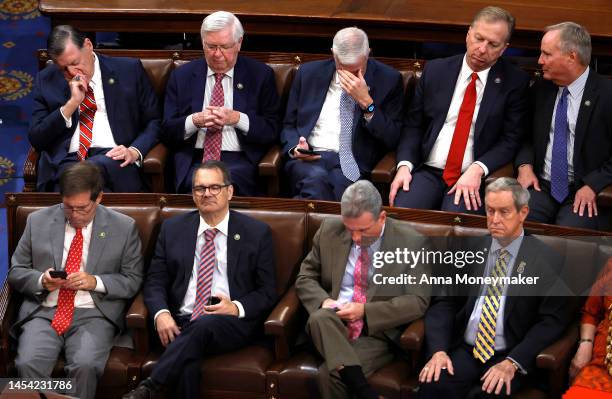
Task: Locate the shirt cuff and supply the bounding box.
[397,160,414,173]
[232,300,245,318]
[37,273,44,291]
[93,276,106,293]
[153,309,171,330]
[473,161,489,176]
[60,107,72,128]
[184,114,199,140]
[129,146,143,167]
[235,112,250,134]
[506,356,527,375]
[363,112,374,123]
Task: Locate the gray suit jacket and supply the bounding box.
[8,204,144,333]
[296,217,430,343]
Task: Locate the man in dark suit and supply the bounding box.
[8,162,144,399]
[390,6,529,214]
[281,27,404,201]
[123,160,277,399]
[516,22,612,230]
[162,11,281,195]
[296,180,430,399]
[418,178,570,399]
[29,25,161,192]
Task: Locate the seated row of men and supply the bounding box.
[29,6,612,234]
[9,161,589,398]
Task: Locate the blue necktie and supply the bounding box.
[339,90,360,182]
[550,88,570,203]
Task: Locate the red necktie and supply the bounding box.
[443,72,478,187]
[78,87,96,161]
[191,229,218,321]
[51,228,83,335]
[347,247,369,341]
[202,73,224,162]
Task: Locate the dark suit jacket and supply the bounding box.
[515,70,612,193]
[29,54,161,191]
[144,210,277,324]
[424,236,570,371]
[398,54,529,173]
[280,58,404,176]
[162,56,281,190]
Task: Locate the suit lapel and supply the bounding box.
[232,57,247,114]
[537,83,558,151]
[86,205,109,274]
[474,61,502,141]
[331,228,353,299]
[50,206,66,270]
[306,61,336,135]
[226,211,241,294]
[433,56,462,137]
[573,71,598,168]
[98,55,119,138]
[182,212,200,283]
[192,58,207,113]
[503,238,534,325]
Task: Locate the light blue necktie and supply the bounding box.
[339,90,360,182]
[550,88,570,203]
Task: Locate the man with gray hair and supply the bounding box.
[163,10,281,195]
[516,22,612,230]
[296,180,430,398]
[281,27,404,201]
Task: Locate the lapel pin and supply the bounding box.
[494,77,501,84]
[99,232,106,239]
[234,234,241,240]
[516,261,526,274]
[585,100,591,107]
[236,83,244,90]
[108,78,115,85]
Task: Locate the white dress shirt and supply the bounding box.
[184,67,250,152]
[308,72,344,152]
[39,220,107,308]
[398,55,489,176]
[541,67,589,183]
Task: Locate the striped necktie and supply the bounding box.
[473,248,509,363]
[191,228,218,321]
[78,86,96,160]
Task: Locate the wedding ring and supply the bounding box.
[73,75,80,81]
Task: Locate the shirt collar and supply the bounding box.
[207,66,234,79]
[198,211,230,237]
[564,66,589,99]
[490,229,524,260]
[90,52,101,89]
[460,54,491,86]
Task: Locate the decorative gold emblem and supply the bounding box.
[0,69,33,101]
[0,0,40,20]
[0,156,16,186]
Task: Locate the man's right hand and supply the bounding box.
[517,164,541,191]
[292,136,321,161]
[62,75,88,118]
[389,165,412,207]
[42,268,66,292]
[156,312,181,347]
[192,110,222,131]
[419,351,454,383]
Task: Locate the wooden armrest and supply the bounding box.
[126,292,148,330]
[597,185,612,208]
[371,152,396,184]
[399,318,424,352]
[142,143,167,175]
[23,147,39,192]
[0,280,15,375]
[259,145,281,177]
[264,286,303,360]
[485,162,514,185]
[536,322,579,370]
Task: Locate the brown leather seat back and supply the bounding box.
[110,207,161,263]
[306,213,341,251]
[140,59,173,98]
[269,63,296,108]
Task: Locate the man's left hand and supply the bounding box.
[335,302,365,322]
[480,359,516,396]
[106,145,139,167]
[573,185,598,218]
[448,163,484,211]
[204,293,239,316]
[206,106,240,127]
[337,69,372,110]
[65,271,97,291]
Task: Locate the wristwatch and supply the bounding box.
[365,102,375,114]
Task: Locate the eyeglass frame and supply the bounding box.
[192,184,231,196]
[60,200,96,214]
[203,42,237,53]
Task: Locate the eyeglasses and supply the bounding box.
[192,184,230,196]
[60,201,95,214]
[203,42,236,53]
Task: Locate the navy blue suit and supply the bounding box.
[281,58,404,201]
[395,54,529,212]
[29,53,161,192]
[162,56,281,195]
[144,210,277,397]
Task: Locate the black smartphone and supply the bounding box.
[49,270,67,279]
[296,148,320,156]
[208,296,221,306]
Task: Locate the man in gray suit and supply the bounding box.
[8,161,144,399]
[296,180,430,399]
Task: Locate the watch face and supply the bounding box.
[367,104,375,113]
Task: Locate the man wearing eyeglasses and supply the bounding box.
[124,160,277,399]
[162,10,281,196]
[8,161,144,399]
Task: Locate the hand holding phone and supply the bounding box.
[208,296,221,306]
[49,270,67,279]
[296,147,320,156]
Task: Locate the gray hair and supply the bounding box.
[471,6,515,42]
[332,27,369,65]
[48,25,86,60]
[201,11,244,42]
[341,180,382,218]
[545,22,591,66]
[485,177,530,211]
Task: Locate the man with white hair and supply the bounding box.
[162,11,281,195]
[281,27,404,201]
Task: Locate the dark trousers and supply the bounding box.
[56,148,145,192]
[393,165,485,215]
[179,150,258,196]
[527,180,609,230]
[418,344,523,399]
[285,151,354,201]
[150,314,258,399]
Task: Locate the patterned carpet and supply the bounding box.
[0,0,50,280]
